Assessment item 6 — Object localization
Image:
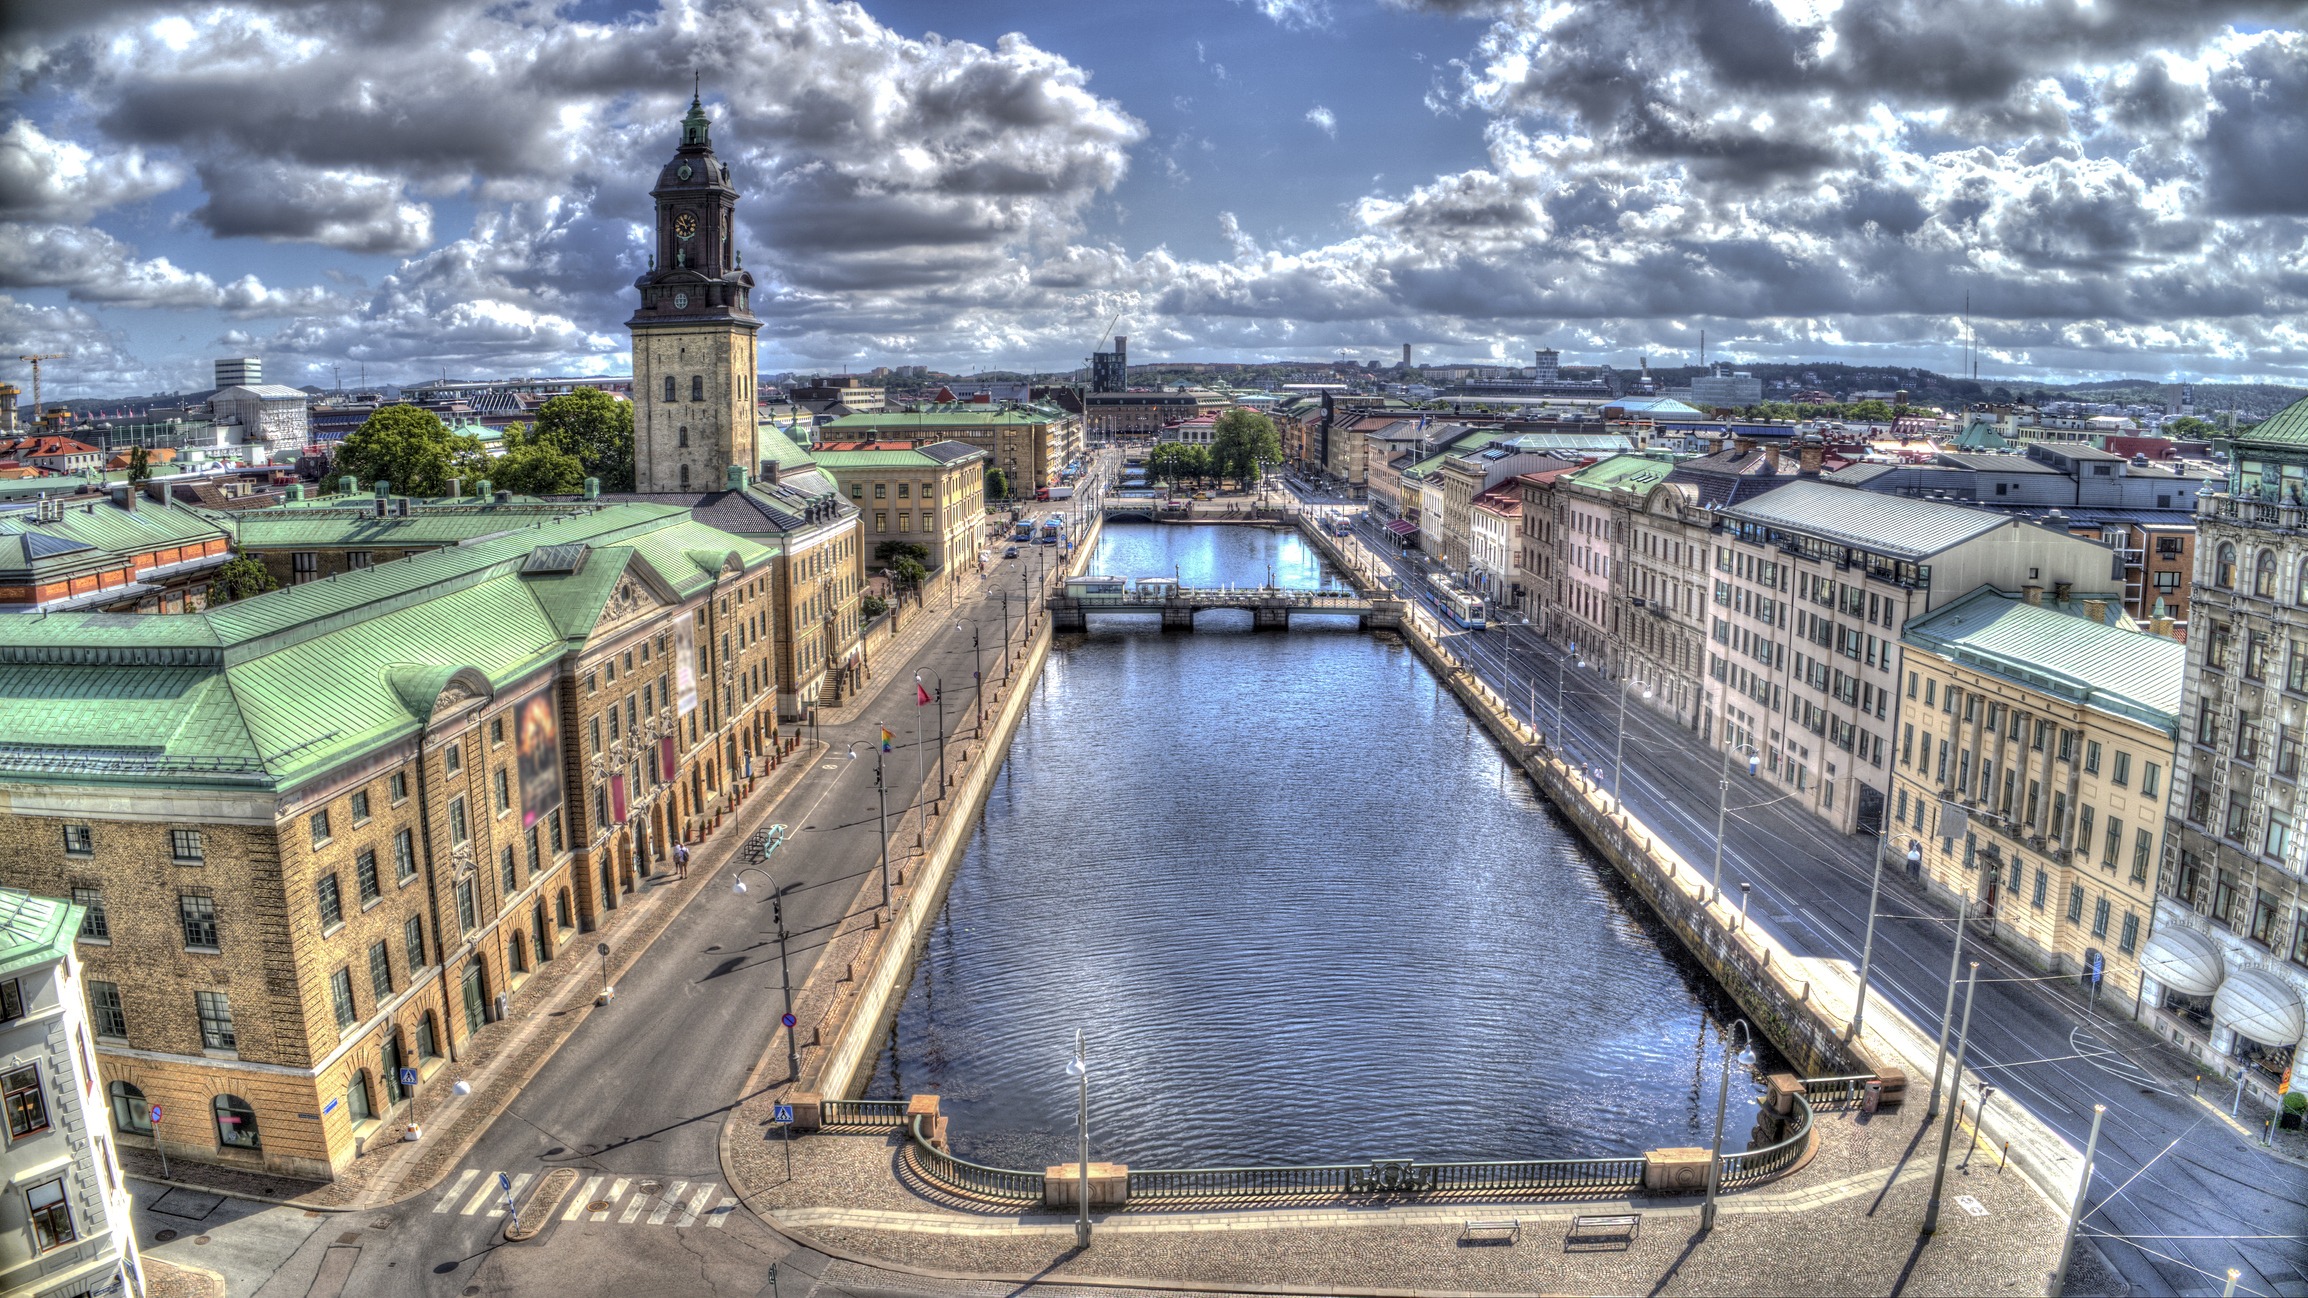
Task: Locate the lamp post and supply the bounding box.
[998,590,1012,669]
[2049,1104,2106,1295]
[1925,887,1976,1119]
[1922,960,1981,1235]
[845,744,891,913]
[1710,740,1760,905]
[1066,1029,1091,1249]
[1699,1018,1753,1232]
[1609,665,1652,810]
[958,619,984,729]
[920,671,947,796]
[731,833,799,1081]
[1848,832,1919,1042]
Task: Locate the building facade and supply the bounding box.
[0,891,141,1298]
[1895,589,2180,1010]
[628,93,762,495]
[2145,398,2308,1109]
[814,441,987,585]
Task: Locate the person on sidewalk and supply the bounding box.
[674,842,690,880]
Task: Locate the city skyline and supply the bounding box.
[13,1,2308,398]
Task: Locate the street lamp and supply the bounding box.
[1699,1018,1754,1232]
[1607,664,1653,810]
[1922,960,1981,1235]
[1709,739,1761,904]
[1925,883,1977,1120]
[916,670,946,798]
[1849,834,1922,1042]
[731,829,799,1081]
[1066,1028,1091,1249]
[845,744,892,913]
[958,619,984,730]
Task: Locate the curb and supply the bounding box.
[131,1173,354,1213]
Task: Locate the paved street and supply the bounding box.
[1332,496,2308,1298]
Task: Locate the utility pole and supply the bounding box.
[19,354,61,430]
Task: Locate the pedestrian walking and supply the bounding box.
[673,841,690,880]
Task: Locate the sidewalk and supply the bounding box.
[117,738,826,1213]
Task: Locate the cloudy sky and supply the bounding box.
[10,0,2308,398]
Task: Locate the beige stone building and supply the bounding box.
[813,442,988,585]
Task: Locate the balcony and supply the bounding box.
[2203,493,2308,531]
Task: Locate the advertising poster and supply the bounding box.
[659,734,677,783]
[514,688,564,830]
[674,612,700,715]
[610,772,629,825]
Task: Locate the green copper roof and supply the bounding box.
[225,503,598,549]
[0,890,80,980]
[2236,395,2308,449]
[820,410,1048,429]
[1902,587,2183,734]
[756,424,817,471]
[1566,454,1675,494]
[810,449,944,470]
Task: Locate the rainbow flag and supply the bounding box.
[880,727,894,752]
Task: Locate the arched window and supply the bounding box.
[416,1011,440,1062]
[382,1034,407,1106]
[213,1094,259,1149]
[2255,550,2278,598]
[690,375,705,402]
[679,464,691,491]
[108,1081,149,1136]
[509,930,528,974]
[346,1070,373,1124]
[2218,543,2238,588]
[677,425,689,448]
[555,890,572,930]
[2295,558,2308,605]
[662,376,676,404]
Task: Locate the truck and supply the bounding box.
[1046,485,1075,500]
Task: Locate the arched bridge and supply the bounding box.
[1051,585,1404,632]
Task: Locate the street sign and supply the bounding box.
[499,1171,512,1191]
[399,1068,420,1087]
[147,1104,162,1125]
[780,1013,797,1028]
[772,1103,794,1124]
[2088,951,2104,985]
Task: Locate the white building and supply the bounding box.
[0,890,140,1298]
[204,385,310,462]
[1468,483,1521,610]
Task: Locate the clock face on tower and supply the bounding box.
[678,162,693,181]
[674,212,697,240]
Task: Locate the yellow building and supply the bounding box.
[812,441,988,590]
[1890,587,2184,1006]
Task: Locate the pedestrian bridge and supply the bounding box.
[1051,581,1402,632]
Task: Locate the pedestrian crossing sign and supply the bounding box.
[772,1103,794,1125]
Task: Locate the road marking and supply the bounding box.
[677,1183,716,1227]
[593,1178,628,1222]
[433,1169,479,1214]
[618,1183,650,1224]
[565,1176,602,1221]
[648,1180,688,1226]
[486,1172,532,1218]
[705,1196,736,1228]
[460,1177,497,1216]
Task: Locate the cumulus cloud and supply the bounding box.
[1305,105,1337,138]
[189,159,434,253]
[0,118,183,220]
[0,221,338,314]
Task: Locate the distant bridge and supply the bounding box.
[1050,585,1403,632]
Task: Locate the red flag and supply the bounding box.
[915,683,932,706]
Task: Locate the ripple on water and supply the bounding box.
[867,526,1775,1170]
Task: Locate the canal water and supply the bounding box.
[866,524,1775,1171]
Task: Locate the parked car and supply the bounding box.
[1004,545,1020,558]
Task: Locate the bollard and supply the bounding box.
[1863,1079,1882,1114]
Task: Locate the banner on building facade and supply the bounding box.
[514,687,564,831]
[610,772,629,825]
[674,613,700,715]
[659,734,677,783]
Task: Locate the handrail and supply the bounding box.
[1802,1075,1876,1106]
[821,1098,908,1127]
[1719,1093,1814,1188]
[905,1114,1046,1202]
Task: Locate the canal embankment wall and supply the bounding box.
[1296,516,2087,1211]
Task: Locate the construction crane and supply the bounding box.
[18,354,60,431]
[1086,309,1123,368]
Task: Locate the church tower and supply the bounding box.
[629,89,761,494]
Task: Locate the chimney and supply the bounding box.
[2041,509,2070,532]
[339,474,357,496]
[2022,584,2043,605]
[474,479,491,500]
[726,464,749,491]
[582,476,600,500]
[2150,598,2175,637]
[2053,580,2072,603]
[493,490,511,504]
[760,459,782,487]
[1763,444,1782,473]
[446,477,461,499]
[2083,598,2107,624]
[1798,434,1824,476]
[285,483,305,503]
[110,482,135,512]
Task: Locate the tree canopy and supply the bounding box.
[531,388,634,492]
[2163,415,2219,440]
[1209,408,1282,483]
[487,424,587,496]
[206,555,277,605]
[333,404,487,498]
[1146,441,1212,487]
[984,466,1009,502]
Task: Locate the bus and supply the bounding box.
[1011,519,1036,542]
[1428,574,1486,629]
[1040,516,1065,543]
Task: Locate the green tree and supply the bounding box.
[1843,398,1896,422]
[1146,442,1190,488]
[875,540,931,571]
[984,466,1009,501]
[206,554,277,605]
[531,388,634,491]
[1209,408,1282,485]
[2163,415,2218,440]
[334,405,486,498]
[488,424,587,496]
[125,445,151,485]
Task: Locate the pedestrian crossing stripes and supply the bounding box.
[432,1169,736,1229]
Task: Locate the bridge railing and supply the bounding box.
[1719,1093,1814,1188]
[821,1098,909,1128]
[905,1115,1047,1202]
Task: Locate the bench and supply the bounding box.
[1567,1212,1642,1248]
[1460,1218,1521,1244]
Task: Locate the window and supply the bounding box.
[369,941,393,1002]
[356,850,379,904]
[330,968,357,1030]
[2068,884,2086,924]
[292,551,318,583]
[108,1081,149,1135]
[2078,805,2095,850]
[2141,762,2161,799]
[2250,633,2272,681]
[72,887,106,941]
[390,772,408,804]
[25,1179,72,1252]
[663,375,676,403]
[449,798,468,846]
[2216,869,2240,924]
[2084,741,2102,774]
[2238,711,2261,763]
[179,894,218,950]
[0,981,20,1024]
[310,809,331,848]
[346,1071,374,1125]
[2286,729,2304,780]
[2112,751,2131,787]
[500,844,517,895]
[2218,542,2238,588]
[444,742,461,775]
[348,550,372,570]
[317,873,343,929]
[548,810,563,855]
[2132,829,2152,884]
[2227,791,2253,840]
[456,879,477,933]
[2104,816,2123,867]
[2257,549,2279,598]
[525,825,540,878]
[490,717,504,747]
[416,1012,440,1061]
[88,981,125,1039]
[405,915,426,970]
[2254,890,2283,945]
[195,990,235,1050]
[61,825,90,856]
[494,769,510,816]
[350,790,371,824]
[212,1093,259,1149]
[2120,911,2141,955]
[691,374,704,402]
[394,828,416,883]
[2092,895,2111,939]
[3,1065,46,1138]
[171,829,203,862]
[2032,868,2049,909]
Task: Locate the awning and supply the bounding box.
[2213,966,2307,1047]
[2139,923,2224,997]
[1384,519,1418,537]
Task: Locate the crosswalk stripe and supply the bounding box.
[433,1169,480,1214]
[593,1178,628,1223]
[460,1177,497,1216]
[647,1181,687,1226]
[675,1184,715,1228]
[487,1173,532,1218]
[704,1196,736,1228]
[618,1183,649,1224]
[565,1176,602,1221]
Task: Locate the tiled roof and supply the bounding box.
[1721,480,2018,560]
[1902,587,2183,733]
